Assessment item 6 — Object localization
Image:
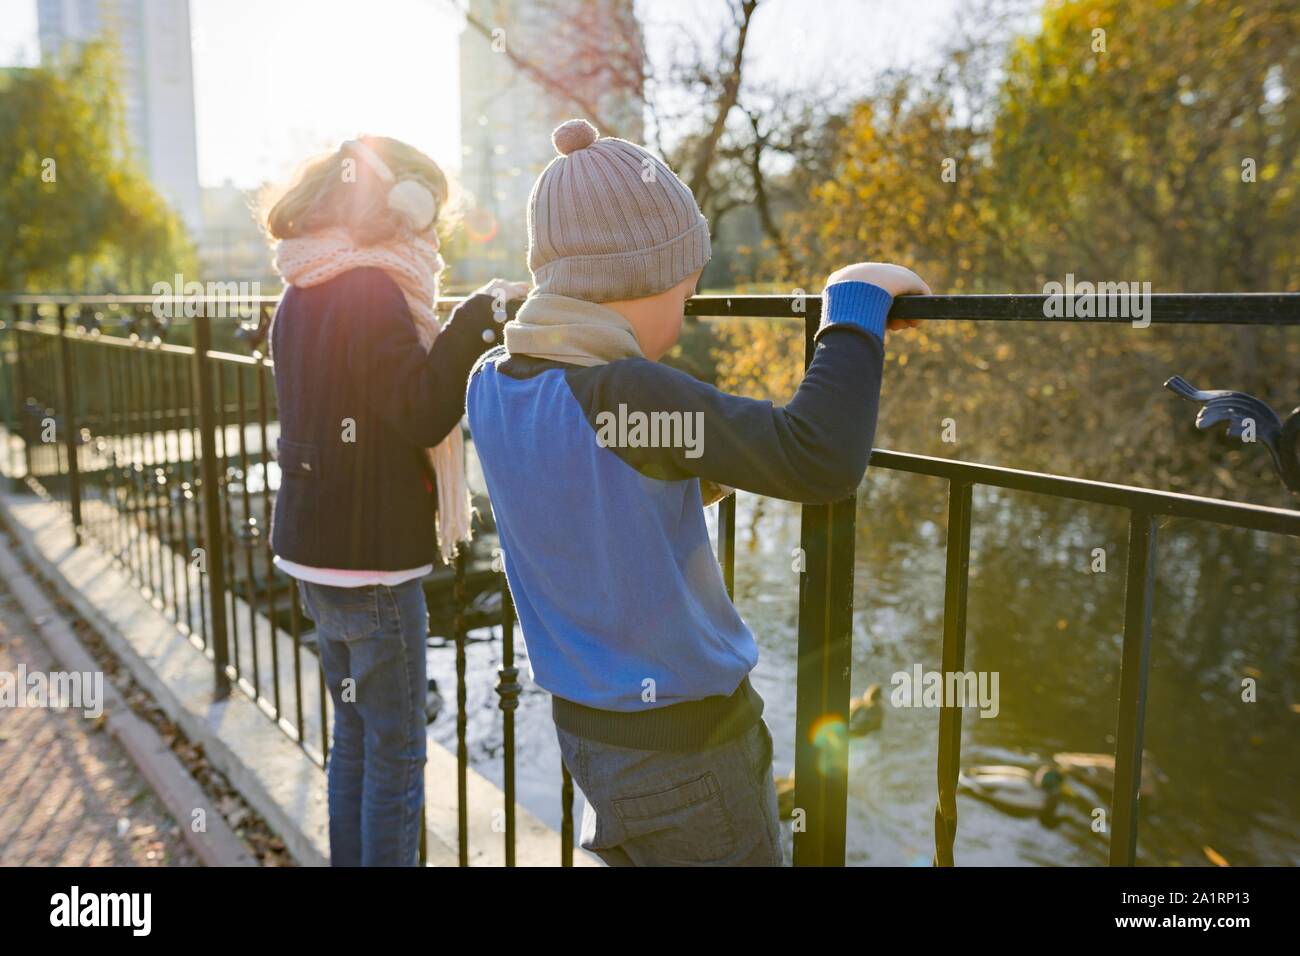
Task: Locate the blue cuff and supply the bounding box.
[817,281,893,344]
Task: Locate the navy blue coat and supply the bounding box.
[269,267,500,570]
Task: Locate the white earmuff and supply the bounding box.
[385,180,437,234]
[342,138,438,233]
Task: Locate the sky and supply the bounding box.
[0,0,961,189]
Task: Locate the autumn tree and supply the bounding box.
[0,42,195,292]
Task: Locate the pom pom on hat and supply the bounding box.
[552,119,599,156]
[529,119,711,301]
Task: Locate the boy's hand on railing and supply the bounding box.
[825,262,931,331]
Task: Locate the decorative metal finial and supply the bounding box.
[1164,375,1300,495]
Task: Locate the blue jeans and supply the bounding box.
[298,579,428,867]
[556,720,782,866]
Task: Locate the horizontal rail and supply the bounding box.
[10,318,1295,533]
[5,320,199,355]
[4,321,270,367]
[700,293,1299,325]
[868,450,1300,533]
[4,292,1300,325]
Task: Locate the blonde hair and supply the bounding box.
[261,136,453,245]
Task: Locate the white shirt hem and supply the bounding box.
[274,556,432,587]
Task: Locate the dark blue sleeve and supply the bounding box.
[341,270,503,448]
[564,281,892,504]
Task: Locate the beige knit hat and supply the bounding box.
[526,119,711,302]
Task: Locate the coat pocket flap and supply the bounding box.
[278,438,320,479]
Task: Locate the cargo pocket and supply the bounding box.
[613,771,737,864]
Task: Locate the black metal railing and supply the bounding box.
[2,290,1297,868]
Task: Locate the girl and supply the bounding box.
[263,136,525,866]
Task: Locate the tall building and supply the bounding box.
[458,0,644,286]
[38,0,204,236]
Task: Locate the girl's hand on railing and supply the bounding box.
[700,479,734,507]
[825,262,931,331]
[472,278,531,303]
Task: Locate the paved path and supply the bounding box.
[0,575,198,866]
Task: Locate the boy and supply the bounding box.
[467,119,929,866]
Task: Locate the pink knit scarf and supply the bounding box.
[273,227,470,563]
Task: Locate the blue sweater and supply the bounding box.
[466,281,892,750]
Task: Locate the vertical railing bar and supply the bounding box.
[46,332,58,488]
[109,341,126,572]
[133,344,156,596]
[454,552,469,866]
[1109,510,1157,866]
[144,341,171,612]
[3,310,14,486]
[317,611,330,764]
[192,316,232,698]
[3,314,11,483]
[792,316,858,867]
[235,367,260,698]
[102,333,120,561]
[93,335,108,549]
[152,344,174,619]
[496,573,518,866]
[89,336,107,546]
[185,354,206,646]
[561,763,574,868]
[933,478,973,867]
[127,343,145,582]
[256,361,281,718]
[13,313,31,488]
[717,491,736,599]
[216,364,242,677]
[119,342,133,570]
[159,353,180,629]
[289,575,306,748]
[419,803,427,867]
[55,305,83,545]
[164,353,184,627]
[170,354,194,637]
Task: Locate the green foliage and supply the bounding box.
[724,0,1299,507]
[994,0,1298,291]
[0,42,195,292]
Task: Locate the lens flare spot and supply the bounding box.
[464,206,498,244]
[808,713,849,777]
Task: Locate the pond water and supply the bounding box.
[426,468,1300,866]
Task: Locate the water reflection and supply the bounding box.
[734,471,1300,866]
[429,467,1299,866]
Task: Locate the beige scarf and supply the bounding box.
[503,294,643,365]
[273,226,470,563]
